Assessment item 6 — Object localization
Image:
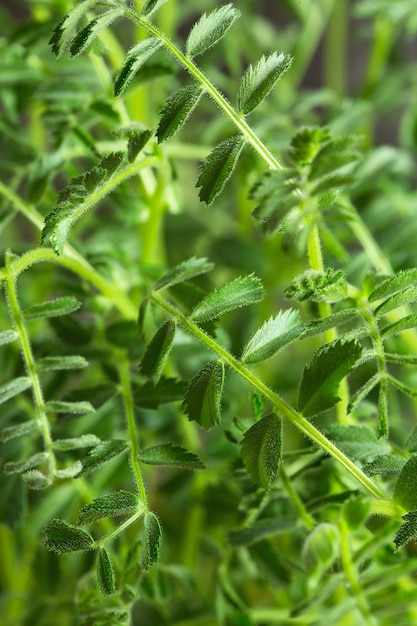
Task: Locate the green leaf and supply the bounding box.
[284,269,347,303]
[79,491,140,525]
[375,285,417,318]
[4,452,48,476]
[157,86,203,143]
[97,548,116,596]
[79,440,129,476]
[22,469,51,490]
[394,511,417,551]
[183,360,224,430]
[289,126,331,167]
[49,0,95,57]
[154,257,214,291]
[197,135,245,206]
[0,330,18,346]
[142,511,162,571]
[69,9,124,57]
[301,309,362,339]
[237,52,292,115]
[37,355,88,372]
[381,314,417,339]
[241,309,303,364]
[298,340,362,417]
[45,400,95,415]
[55,462,83,479]
[141,0,170,17]
[115,126,154,163]
[229,518,295,546]
[114,38,162,97]
[191,274,264,323]
[363,455,405,477]
[139,321,176,383]
[42,518,94,554]
[133,377,186,408]
[52,434,101,451]
[1,420,40,442]
[240,413,282,488]
[0,377,32,405]
[368,269,417,303]
[139,443,205,469]
[324,424,390,462]
[308,136,359,182]
[394,456,417,510]
[24,296,81,320]
[186,4,240,57]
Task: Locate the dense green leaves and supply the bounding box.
[79,491,140,525]
[42,518,94,554]
[240,413,282,488]
[96,548,116,596]
[237,52,292,115]
[142,511,162,571]
[114,38,162,97]
[393,456,417,510]
[363,455,405,477]
[157,86,203,143]
[0,377,32,405]
[183,360,224,430]
[154,257,214,291]
[139,321,176,383]
[69,9,124,57]
[139,443,205,469]
[241,309,303,364]
[197,135,245,205]
[298,340,362,417]
[24,297,81,320]
[186,4,240,57]
[191,274,264,323]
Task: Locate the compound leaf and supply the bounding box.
[157,85,203,143]
[69,9,124,57]
[191,274,264,323]
[24,297,81,320]
[237,52,292,115]
[186,4,240,58]
[240,413,282,488]
[394,456,417,510]
[79,440,129,476]
[154,257,214,291]
[79,491,140,525]
[241,309,303,364]
[96,548,116,596]
[0,377,32,405]
[381,314,417,339]
[42,518,94,554]
[142,511,162,571]
[139,321,176,383]
[298,340,362,417]
[197,135,245,206]
[114,38,162,97]
[183,360,224,430]
[139,443,205,469]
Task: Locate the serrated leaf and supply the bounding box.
[394,511,417,551]
[139,443,205,469]
[186,4,240,57]
[49,0,95,57]
[241,309,303,364]
[142,511,162,571]
[114,38,162,97]
[191,274,264,323]
[52,434,101,451]
[42,518,94,554]
[301,309,362,339]
[229,519,296,547]
[4,452,48,476]
[237,52,292,115]
[69,9,124,57]
[79,440,128,476]
[298,340,363,417]
[37,355,88,372]
[183,360,224,430]
[55,462,83,478]
[139,321,176,383]
[1,420,40,442]
[197,135,245,206]
[374,285,417,318]
[22,469,51,490]
[0,377,32,405]
[133,377,186,408]
[324,424,390,462]
[79,491,140,525]
[45,400,95,415]
[393,456,417,510]
[128,129,153,163]
[141,0,170,17]
[157,85,203,143]
[240,413,282,488]
[381,314,417,339]
[369,269,417,303]
[363,455,405,477]
[24,296,81,320]
[0,330,18,346]
[97,548,116,596]
[154,257,214,291]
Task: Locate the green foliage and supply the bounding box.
[190,274,264,322]
[42,518,94,554]
[113,38,163,97]
[142,511,162,571]
[197,135,245,205]
[185,4,240,58]
[240,413,282,488]
[241,309,303,364]
[96,548,116,596]
[157,86,203,143]
[237,52,292,115]
[78,491,140,524]
[138,443,205,469]
[182,360,224,430]
[139,320,176,382]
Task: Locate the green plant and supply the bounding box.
[2,0,417,624]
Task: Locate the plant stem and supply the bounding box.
[151,291,387,501]
[96,507,146,549]
[324,0,348,98]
